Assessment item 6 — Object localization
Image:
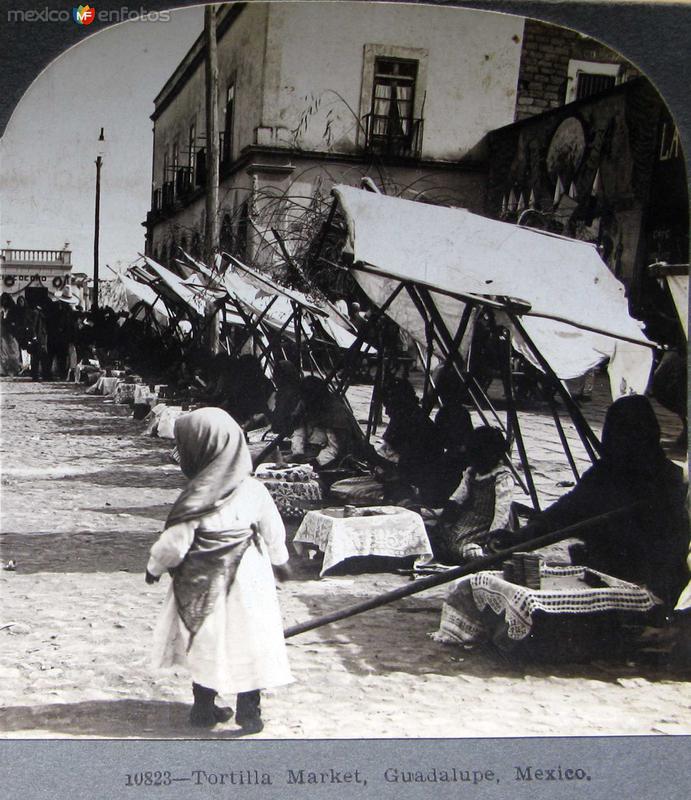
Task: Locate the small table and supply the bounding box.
[294,506,433,576]
[86,376,120,396]
[435,566,661,647]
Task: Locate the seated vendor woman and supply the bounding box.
[225,355,275,431]
[430,426,514,565]
[267,360,302,437]
[289,376,355,469]
[492,395,689,610]
[375,378,446,506]
[433,365,474,498]
[199,353,237,405]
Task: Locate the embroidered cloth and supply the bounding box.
[435,565,660,644]
[294,506,432,576]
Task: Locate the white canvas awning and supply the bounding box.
[221,258,359,350]
[119,274,170,327]
[133,254,208,317]
[333,185,654,395]
[668,274,689,339]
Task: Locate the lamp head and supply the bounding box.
[96,127,106,160]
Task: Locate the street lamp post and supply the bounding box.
[93,127,105,310]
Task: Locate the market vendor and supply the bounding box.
[329,378,446,507]
[493,395,689,610]
[289,376,356,469]
[428,426,514,564]
[375,378,446,505]
[225,354,275,431]
[433,396,688,654]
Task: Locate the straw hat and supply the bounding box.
[54,285,79,306]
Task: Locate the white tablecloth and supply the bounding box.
[294,506,432,576]
[143,404,188,438]
[86,376,120,396]
[134,385,158,406]
[113,383,137,403]
[435,566,661,644]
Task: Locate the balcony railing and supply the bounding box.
[1,248,71,266]
[148,133,234,222]
[162,181,175,211]
[175,166,194,198]
[362,113,424,159]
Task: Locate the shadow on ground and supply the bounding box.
[55,467,181,490]
[0,530,158,573]
[0,699,255,739]
[285,585,689,683]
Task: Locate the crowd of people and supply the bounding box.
[0,290,137,381]
[139,389,689,732]
[4,286,688,732]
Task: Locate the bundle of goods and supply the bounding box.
[254,463,322,520]
[503,552,542,589]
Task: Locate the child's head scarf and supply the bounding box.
[166,407,252,527]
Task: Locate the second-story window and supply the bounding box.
[371,58,417,145]
[565,60,620,104]
[575,72,616,100]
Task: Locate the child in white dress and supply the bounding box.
[146,407,293,732]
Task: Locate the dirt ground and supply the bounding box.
[1,377,690,739]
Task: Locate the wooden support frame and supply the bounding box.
[405,283,531,499]
[331,261,608,510]
[507,311,600,462]
[497,326,541,511]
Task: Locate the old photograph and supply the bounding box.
[0,0,689,743]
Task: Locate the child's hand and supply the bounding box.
[273,563,293,583]
[145,570,161,584]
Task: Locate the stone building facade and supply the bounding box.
[486,76,687,342]
[144,2,525,276]
[514,19,640,121]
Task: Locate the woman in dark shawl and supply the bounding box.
[269,359,302,436]
[290,376,357,468]
[433,365,474,499]
[225,354,274,429]
[0,293,22,376]
[497,395,689,609]
[377,378,446,505]
[146,408,293,731]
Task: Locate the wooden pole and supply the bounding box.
[204,4,220,354]
[508,312,601,461]
[92,152,103,311]
[498,327,541,510]
[283,502,643,639]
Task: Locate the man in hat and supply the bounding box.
[46,286,79,380]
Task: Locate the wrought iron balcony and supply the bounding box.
[161,181,175,211]
[362,113,424,159]
[175,166,194,198]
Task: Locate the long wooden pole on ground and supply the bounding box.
[283,503,642,639]
[204,4,220,354]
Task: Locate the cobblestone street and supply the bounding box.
[1,376,689,739]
